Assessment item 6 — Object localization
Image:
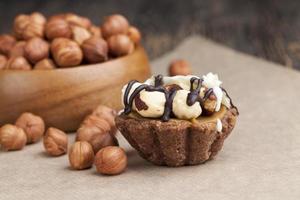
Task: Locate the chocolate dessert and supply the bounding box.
[116,73,239,167]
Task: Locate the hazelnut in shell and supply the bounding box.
[43,127,68,156]
[89,26,102,37]
[71,25,91,45]
[51,38,83,67]
[34,58,56,70]
[92,105,117,135]
[14,12,46,40]
[0,124,27,151]
[30,12,47,25]
[101,14,129,39]
[13,14,30,39]
[0,34,16,56]
[82,37,108,63]
[0,55,7,70]
[45,18,72,40]
[24,37,49,64]
[168,59,192,76]
[107,34,134,57]
[76,115,118,153]
[127,26,141,44]
[15,112,45,144]
[65,13,92,29]
[5,56,31,70]
[69,141,94,170]
[94,146,127,175]
[9,41,26,58]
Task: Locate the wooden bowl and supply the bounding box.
[0,46,151,132]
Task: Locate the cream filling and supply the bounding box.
[216,118,222,132]
[172,90,202,119]
[121,73,232,120]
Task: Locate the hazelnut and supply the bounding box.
[65,13,91,29]
[82,37,108,63]
[5,56,31,70]
[92,105,117,135]
[0,55,7,70]
[202,93,217,115]
[13,13,46,40]
[168,59,192,76]
[13,14,30,39]
[68,141,94,170]
[24,38,49,64]
[0,124,27,151]
[101,14,129,39]
[9,41,26,58]
[15,112,45,144]
[0,34,16,56]
[45,18,72,40]
[43,127,68,156]
[94,146,127,175]
[30,12,47,25]
[127,26,141,44]
[89,26,102,37]
[71,25,91,45]
[107,34,134,57]
[48,14,66,21]
[51,38,83,67]
[34,58,56,70]
[76,115,118,153]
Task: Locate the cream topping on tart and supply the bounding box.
[121,73,238,122]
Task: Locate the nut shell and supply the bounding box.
[107,34,134,57]
[15,112,45,144]
[101,14,129,38]
[82,37,108,63]
[69,141,94,170]
[5,56,31,70]
[0,35,16,56]
[51,38,83,67]
[24,38,49,64]
[0,124,27,151]
[94,146,127,175]
[45,18,72,40]
[43,127,68,156]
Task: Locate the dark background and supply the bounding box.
[1,0,300,70]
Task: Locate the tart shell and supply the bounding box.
[116,107,238,167]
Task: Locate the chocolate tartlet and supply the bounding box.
[116,73,239,167]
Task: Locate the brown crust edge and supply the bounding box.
[116,108,238,167]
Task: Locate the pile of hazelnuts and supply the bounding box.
[0,12,141,70]
[0,105,127,176]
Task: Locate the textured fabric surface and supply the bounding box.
[1,36,300,200]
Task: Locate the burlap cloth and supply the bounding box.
[1,36,300,200]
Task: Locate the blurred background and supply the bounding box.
[1,0,300,69]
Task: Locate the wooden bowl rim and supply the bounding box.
[0,45,145,74]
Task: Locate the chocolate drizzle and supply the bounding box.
[123,74,239,121]
[221,87,239,115]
